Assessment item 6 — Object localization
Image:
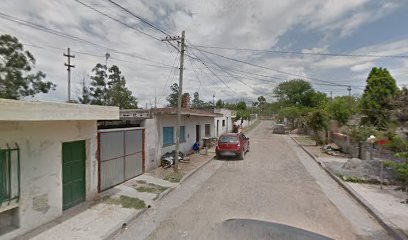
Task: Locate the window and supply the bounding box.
[163,127,174,146]
[222,120,225,127]
[0,148,20,205]
[219,135,238,143]
[205,124,211,137]
[180,126,186,143]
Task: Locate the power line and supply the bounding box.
[0,12,174,68]
[73,0,162,41]
[22,41,177,69]
[107,0,171,36]
[189,46,354,87]
[193,45,408,59]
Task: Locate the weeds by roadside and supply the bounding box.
[103,195,146,209]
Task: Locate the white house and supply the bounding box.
[214,109,233,137]
[0,99,118,240]
[120,108,221,170]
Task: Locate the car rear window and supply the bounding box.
[219,135,238,143]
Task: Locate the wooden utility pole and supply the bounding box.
[64,48,75,102]
[162,31,185,172]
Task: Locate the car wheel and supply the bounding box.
[238,150,244,160]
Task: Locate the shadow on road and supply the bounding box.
[218,218,333,240]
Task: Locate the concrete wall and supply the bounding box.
[0,121,98,240]
[0,99,119,121]
[142,118,159,171]
[214,109,232,137]
[156,115,214,158]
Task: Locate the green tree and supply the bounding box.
[88,63,137,109]
[106,65,137,109]
[278,106,309,128]
[215,99,224,108]
[325,96,356,125]
[166,83,179,107]
[78,78,91,104]
[257,96,266,108]
[305,109,328,144]
[273,79,314,106]
[0,34,55,99]
[236,109,250,121]
[89,63,108,105]
[360,67,398,128]
[236,100,247,110]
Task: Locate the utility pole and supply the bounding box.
[213,94,215,112]
[154,88,157,108]
[162,30,185,172]
[347,85,352,97]
[64,48,75,102]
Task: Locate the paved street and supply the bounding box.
[114,121,391,240]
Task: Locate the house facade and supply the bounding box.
[214,109,233,137]
[0,99,118,239]
[120,108,221,170]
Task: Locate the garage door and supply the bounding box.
[98,128,144,191]
[62,140,86,210]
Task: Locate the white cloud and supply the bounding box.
[350,62,374,72]
[0,0,406,106]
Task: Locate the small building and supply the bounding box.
[0,99,118,239]
[214,109,233,137]
[118,108,221,170]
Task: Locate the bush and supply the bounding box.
[387,155,408,191]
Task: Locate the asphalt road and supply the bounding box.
[114,121,391,240]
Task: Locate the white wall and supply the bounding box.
[156,115,214,158]
[0,121,98,240]
[142,118,159,171]
[214,109,232,137]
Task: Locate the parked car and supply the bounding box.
[216,133,250,160]
[272,124,286,134]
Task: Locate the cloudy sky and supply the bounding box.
[1,0,408,107]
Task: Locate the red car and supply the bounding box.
[216,133,250,160]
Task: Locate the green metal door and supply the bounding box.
[62,141,86,210]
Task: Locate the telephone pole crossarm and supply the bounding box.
[63,48,75,102]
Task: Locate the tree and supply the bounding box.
[88,63,137,109]
[166,83,179,107]
[273,79,313,106]
[257,96,266,107]
[236,100,247,110]
[305,109,328,144]
[215,99,224,108]
[278,106,309,128]
[106,65,137,109]
[0,34,55,99]
[89,63,108,105]
[360,67,398,128]
[78,78,91,104]
[391,87,408,122]
[325,96,356,126]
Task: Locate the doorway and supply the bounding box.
[62,140,86,210]
[196,125,201,143]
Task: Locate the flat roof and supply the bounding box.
[151,108,222,117]
[0,99,119,121]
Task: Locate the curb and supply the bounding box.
[103,207,149,240]
[105,154,215,240]
[290,135,408,240]
[155,155,215,202]
[180,154,215,183]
